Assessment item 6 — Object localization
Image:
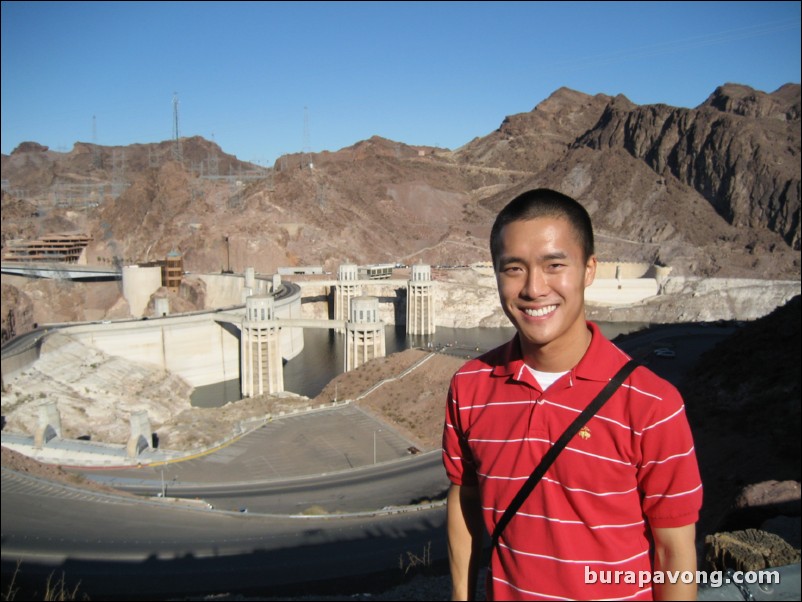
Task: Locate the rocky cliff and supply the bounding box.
[576,83,800,250]
[2,84,800,331]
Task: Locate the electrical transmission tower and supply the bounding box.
[172,92,183,163]
[112,149,126,197]
[303,106,312,169]
[92,114,101,168]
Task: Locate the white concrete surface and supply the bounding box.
[586,278,660,305]
[122,265,162,316]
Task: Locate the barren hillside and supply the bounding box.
[1,84,800,331]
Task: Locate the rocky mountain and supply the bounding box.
[1,84,799,281]
[577,83,800,250]
[1,136,254,195]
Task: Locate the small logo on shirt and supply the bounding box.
[578,426,591,440]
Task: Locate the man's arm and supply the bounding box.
[447,483,485,601]
[651,524,697,601]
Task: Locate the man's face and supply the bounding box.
[495,217,596,363]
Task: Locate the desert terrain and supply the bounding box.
[1,82,800,597]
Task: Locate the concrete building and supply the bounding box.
[122,252,184,316]
[2,233,91,264]
[335,263,361,333]
[241,295,283,396]
[163,250,183,292]
[345,296,385,372]
[407,263,435,335]
[358,263,394,280]
[278,266,324,276]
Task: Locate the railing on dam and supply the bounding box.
[214,313,346,330]
[1,262,121,280]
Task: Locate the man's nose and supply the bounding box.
[522,268,549,298]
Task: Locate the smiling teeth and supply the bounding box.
[524,305,557,317]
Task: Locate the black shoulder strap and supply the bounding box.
[490,359,639,549]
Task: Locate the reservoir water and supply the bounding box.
[191,322,647,408]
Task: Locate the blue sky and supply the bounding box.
[2,1,799,166]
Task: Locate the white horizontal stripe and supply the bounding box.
[642,405,684,432]
[469,437,634,466]
[471,436,550,444]
[498,541,649,566]
[477,472,637,497]
[456,393,684,437]
[643,483,702,500]
[640,446,695,467]
[541,476,638,497]
[486,507,644,530]
[543,398,634,432]
[493,575,651,601]
[622,382,663,401]
[563,444,634,466]
[455,367,493,377]
[457,399,533,411]
[479,473,533,482]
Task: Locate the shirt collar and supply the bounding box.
[574,321,629,382]
[491,322,624,384]
[491,335,540,390]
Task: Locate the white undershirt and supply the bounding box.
[525,364,569,390]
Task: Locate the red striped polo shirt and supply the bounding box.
[442,322,702,600]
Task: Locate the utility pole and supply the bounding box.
[373,429,382,464]
[224,236,231,273]
[303,106,312,169]
[92,114,101,168]
[172,92,183,163]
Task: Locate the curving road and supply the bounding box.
[102,452,449,514]
[2,466,446,598]
[2,403,451,598]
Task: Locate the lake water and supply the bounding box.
[191,322,647,408]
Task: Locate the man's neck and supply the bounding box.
[521,322,593,373]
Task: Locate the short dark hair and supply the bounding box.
[490,188,594,270]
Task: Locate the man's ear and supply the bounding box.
[584,255,597,288]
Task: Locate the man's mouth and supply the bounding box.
[523,305,557,318]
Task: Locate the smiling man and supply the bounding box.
[443,189,702,600]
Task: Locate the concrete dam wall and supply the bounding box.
[62,314,241,388]
[20,275,305,390]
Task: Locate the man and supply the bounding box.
[443,189,702,600]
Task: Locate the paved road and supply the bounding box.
[2,466,446,598]
[88,404,424,483]
[99,451,448,514]
[2,402,450,597]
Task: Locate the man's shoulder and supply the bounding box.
[628,361,682,399]
[584,323,681,399]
